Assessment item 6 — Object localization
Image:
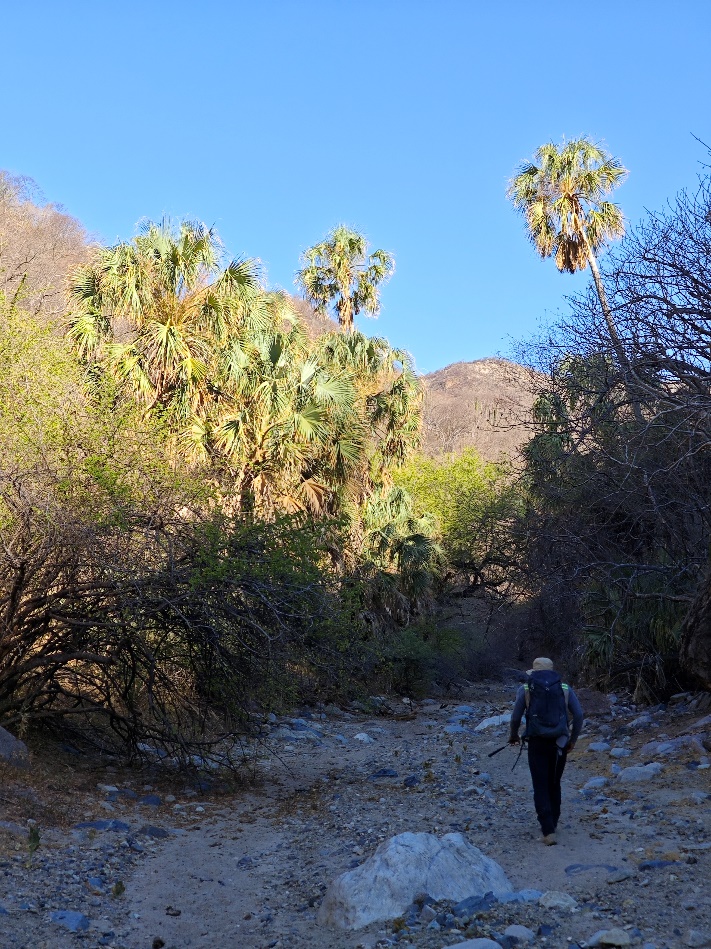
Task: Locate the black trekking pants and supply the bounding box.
[527,737,568,836]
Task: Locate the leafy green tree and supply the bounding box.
[508,139,629,372]
[394,449,521,594]
[296,225,394,332]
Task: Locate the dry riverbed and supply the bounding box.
[1,682,710,949]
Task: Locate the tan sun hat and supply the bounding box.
[526,657,554,674]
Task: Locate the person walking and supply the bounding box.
[508,657,584,845]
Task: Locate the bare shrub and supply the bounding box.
[0,171,89,320]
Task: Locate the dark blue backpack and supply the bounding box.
[524,670,570,739]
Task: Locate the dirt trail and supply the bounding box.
[118,684,711,949]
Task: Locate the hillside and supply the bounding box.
[287,297,536,462]
[421,358,536,460]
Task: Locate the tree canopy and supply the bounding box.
[296,225,394,332]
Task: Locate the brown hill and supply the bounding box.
[421,358,536,460]
[287,297,536,462]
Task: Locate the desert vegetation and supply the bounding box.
[1,141,710,768]
[508,143,711,699]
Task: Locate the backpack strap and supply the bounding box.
[524,682,530,710]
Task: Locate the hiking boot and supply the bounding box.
[543,833,558,846]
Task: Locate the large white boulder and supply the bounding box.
[474,713,512,731]
[318,831,511,930]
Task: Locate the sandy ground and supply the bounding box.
[113,684,711,949]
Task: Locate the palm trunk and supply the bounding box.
[583,238,644,426]
[339,295,353,333]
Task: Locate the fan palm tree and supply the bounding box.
[508,138,630,374]
[296,225,394,332]
[315,330,423,487]
[214,321,364,516]
[69,218,263,420]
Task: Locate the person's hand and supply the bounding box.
[566,740,576,753]
[508,736,520,745]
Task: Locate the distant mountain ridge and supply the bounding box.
[421,358,535,460]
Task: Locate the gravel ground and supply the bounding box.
[1,683,710,949]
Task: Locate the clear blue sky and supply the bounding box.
[2,1,709,372]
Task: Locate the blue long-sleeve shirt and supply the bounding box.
[509,682,584,746]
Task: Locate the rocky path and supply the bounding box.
[1,683,710,949]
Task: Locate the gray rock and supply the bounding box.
[474,714,511,731]
[588,742,612,752]
[582,777,609,791]
[452,892,498,917]
[449,941,503,949]
[0,820,28,837]
[640,735,705,757]
[685,931,711,947]
[368,769,399,781]
[638,859,678,870]
[498,889,542,903]
[606,869,635,883]
[0,726,29,769]
[75,819,130,832]
[137,825,171,838]
[49,910,90,932]
[139,794,161,806]
[504,923,536,943]
[616,762,663,783]
[609,748,631,758]
[318,831,511,930]
[538,891,578,911]
[586,928,631,947]
[353,732,375,743]
[445,724,467,734]
[420,904,437,923]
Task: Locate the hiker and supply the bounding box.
[508,657,584,845]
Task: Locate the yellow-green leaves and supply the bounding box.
[508,137,627,273]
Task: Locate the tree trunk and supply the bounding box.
[679,569,711,691]
[583,239,644,426]
[338,289,353,332]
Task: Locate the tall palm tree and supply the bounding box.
[508,138,630,374]
[296,225,394,332]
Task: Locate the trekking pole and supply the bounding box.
[512,738,527,771]
[487,744,508,758]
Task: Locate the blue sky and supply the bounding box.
[1,1,709,372]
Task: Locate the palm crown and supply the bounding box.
[296,225,394,332]
[508,138,627,274]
